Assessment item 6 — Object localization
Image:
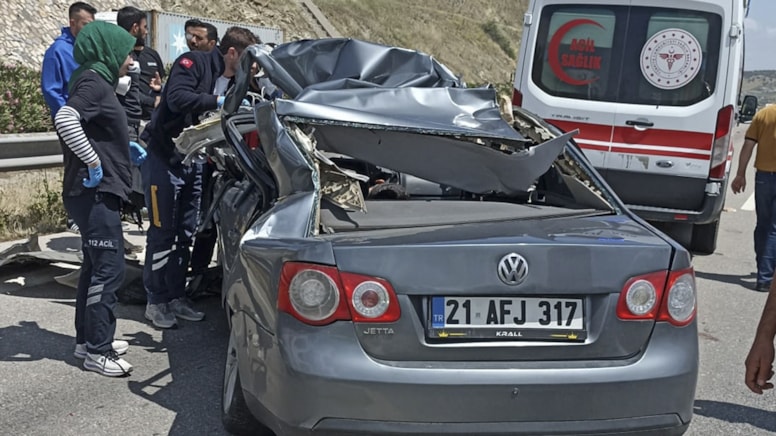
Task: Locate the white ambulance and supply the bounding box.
[512,0,748,254]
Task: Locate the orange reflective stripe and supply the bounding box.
[151,185,161,228]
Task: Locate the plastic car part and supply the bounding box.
[657,268,696,326]
[278,262,401,325]
[616,270,669,321]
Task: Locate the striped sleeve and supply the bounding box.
[54,105,99,166]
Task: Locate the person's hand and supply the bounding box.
[217,96,226,108]
[150,71,162,92]
[241,98,251,107]
[745,338,775,394]
[731,174,746,194]
[82,162,103,188]
[129,141,147,166]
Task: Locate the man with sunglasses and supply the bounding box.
[185,19,219,52]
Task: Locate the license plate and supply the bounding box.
[428,296,586,341]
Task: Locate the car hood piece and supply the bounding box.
[274,87,572,196]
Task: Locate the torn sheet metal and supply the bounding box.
[312,126,574,195]
[0,233,146,302]
[270,38,462,90]
[277,87,528,145]
[225,38,463,112]
[0,234,82,268]
[174,110,254,165]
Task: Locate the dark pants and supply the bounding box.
[142,150,203,304]
[63,192,125,354]
[754,171,776,285]
[190,161,217,274]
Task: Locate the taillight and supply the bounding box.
[616,271,667,320]
[657,268,696,326]
[512,88,523,107]
[616,267,696,326]
[340,272,401,322]
[709,105,734,179]
[278,262,401,325]
[278,263,350,326]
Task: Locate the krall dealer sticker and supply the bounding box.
[640,28,702,90]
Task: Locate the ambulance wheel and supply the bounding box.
[690,220,720,256]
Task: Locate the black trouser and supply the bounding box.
[142,150,203,304]
[63,191,125,354]
[190,161,217,275]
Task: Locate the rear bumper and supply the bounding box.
[236,313,698,436]
[626,180,726,225]
[307,417,688,435]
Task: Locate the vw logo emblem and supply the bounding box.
[497,253,528,285]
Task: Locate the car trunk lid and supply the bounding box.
[322,208,672,362]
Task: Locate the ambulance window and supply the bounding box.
[532,6,620,102]
[618,8,721,106]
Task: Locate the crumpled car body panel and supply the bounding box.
[183,37,696,436]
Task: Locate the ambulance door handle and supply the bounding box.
[626,119,654,131]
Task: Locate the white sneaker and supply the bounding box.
[83,351,133,377]
[74,340,129,359]
[145,302,178,329]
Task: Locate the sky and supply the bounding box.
[744,0,776,71]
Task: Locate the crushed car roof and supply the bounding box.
[220,38,569,197]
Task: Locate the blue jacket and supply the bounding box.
[41,27,78,118]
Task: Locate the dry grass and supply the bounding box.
[0,168,66,241]
[314,0,528,84]
[160,0,528,85]
[742,71,776,105]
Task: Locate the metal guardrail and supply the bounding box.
[0,132,63,171]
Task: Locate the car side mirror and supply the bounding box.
[738,95,758,123]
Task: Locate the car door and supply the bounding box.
[607,3,725,210]
[522,1,629,175]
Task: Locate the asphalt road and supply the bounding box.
[0,230,232,436]
[1,123,775,435]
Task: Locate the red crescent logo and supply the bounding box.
[547,19,604,86]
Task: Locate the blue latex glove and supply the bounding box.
[129,141,147,166]
[217,96,226,108]
[241,98,251,107]
[83,164,103,188]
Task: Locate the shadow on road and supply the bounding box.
[2,262,231,435]
[693,399,776,432]
[46,234,82,252]
[0,321,81,370]
[694,270,756,290]
[123,295,230,435]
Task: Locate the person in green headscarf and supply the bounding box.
[53,20,147,378]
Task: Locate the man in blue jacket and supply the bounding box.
[41,1,96,234]
[41,2,96,118]
[140,26,257,329]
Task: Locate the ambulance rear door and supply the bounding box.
[519,1,622,173]
[606,2,726,212]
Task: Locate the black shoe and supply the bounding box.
[185,269,222,300]
[755,282,771,292]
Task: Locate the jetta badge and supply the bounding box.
[497,253,528,285]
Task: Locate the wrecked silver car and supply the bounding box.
[177,39,698,436]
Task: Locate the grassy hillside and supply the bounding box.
[315,0,528,84]
[159,0,527,86]
[742,70,776,106]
